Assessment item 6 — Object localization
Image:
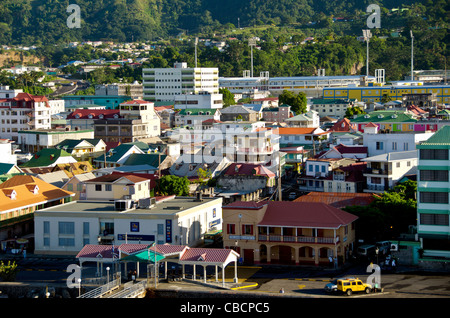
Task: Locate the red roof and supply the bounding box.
[294,192,378,208]
[334,144,368,154]
[13,92,49,103]
[66,109,120,120]
[364,122,378,128]
[330,118,357,132]
[76,244,116,259]
[258,201,358,229]
[120,100,153,105]
[223,200,269,209]
[84,173,151,184]
[224,163,275,177]
[179,248,237,263]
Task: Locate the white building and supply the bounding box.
[34,196,223,255]
[363,150,418,193]
[143,62,219,102]
[0,93,52,142]
[174,91,223,109]
[0,139,17,165]
[363,130,434,157]
[118,99,161,138]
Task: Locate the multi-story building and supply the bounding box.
[363,130,434,157]
[323,84,450,104]
[94,100,160,143]
[285,110,320,128]
[220,105,258,122]
[261,105,292,123]
[0,93,52,142]
[416,126,450,246]
[95,83,143,100]
[308,98,359,119]
[350,110,418,133]
[222,200,358,265]
[174,91,223,109]
[363,150,418,193]
[34,195,223,254]
[143,62,219,102]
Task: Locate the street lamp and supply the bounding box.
[78,278,82,297]
[375,247,379,265]
[106,266,110,285]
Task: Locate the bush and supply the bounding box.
[0,261,19,282]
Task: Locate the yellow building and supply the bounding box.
[83,173,152,201]
[323,84,450,104]
[222,200,358,266]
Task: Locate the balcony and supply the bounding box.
[364,167,392,175]
[364,184,388,193]
[258,235,339,244]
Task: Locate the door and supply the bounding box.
[243,249,254,265]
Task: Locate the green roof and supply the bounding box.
[120,248,165,263]
[94,144,138,163]
[0,163,16,175]
[124,141,150,152]
[311,98,356,104]
[123,153,167,167]
[417,126,450,148]
[178,108,218,115]
[351,111,417,123]
[20,148,73,168]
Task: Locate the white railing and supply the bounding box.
[104,281,147,298]
[78,277,121,298]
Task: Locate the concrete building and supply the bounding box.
[34,195,223,255]
[261,104,292,123]
[222,200,358,266]
[363,130,434,157]
[416,126,450,247]
[363,150,418,193]
[174,91,223,109]
[95,83,143,100]
[309,98,359,119]
[18,129,94,153]
[219,105,258,122]
[143,62,219,102]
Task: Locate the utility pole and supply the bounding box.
[195,37,198,68]
[410,30,414,81]
[248,37,257,78]
[362,29,372,77]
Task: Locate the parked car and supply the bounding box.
[337,278,373,296]
[324,277,355,293]
[357,244,376,258]
[375,241,391,255]
[288,192,297,200]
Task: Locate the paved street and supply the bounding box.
[2,254,449,299]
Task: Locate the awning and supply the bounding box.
[120,249,165,263]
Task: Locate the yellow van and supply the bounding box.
[337,278,372,296]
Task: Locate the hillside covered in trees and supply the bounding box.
[0,0,447,45]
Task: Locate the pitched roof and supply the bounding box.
[258,201,358,229]
[0,175,74,212]
[334,144,368,154]
[20,148,74,168]
[95,144,143,163]
[223,200,269,210]
[418,125,450,146]
[364,150,418,162]
[66,109,120,120]
[123,153,167,167]
[351,111,417,123]
[224,163,275,177]
[330,118,357,132]
[84,173,150,184]
[220,105,256,114]
[278,127,319,135]
[294,192,377,208]
[178,108,220,115]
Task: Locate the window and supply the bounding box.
[43,237,50,246]
[420,149,449,160]
[420,170,449,182]
[227,223,236,234]
[420,214,449,226]
[420,192,449,204]
[392,142,397,151]
[58,222,74,235]
[59,238,75,246]
[376,142,384,150]
[242,224,253,235]
[105,184,112,191]
[95,184,102,191]
[44,221,50,234]
[83,222,89,235]
[157,224,164,235]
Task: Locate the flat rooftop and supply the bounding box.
[38,196,221,217]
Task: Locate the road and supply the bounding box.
[2,254,449,298]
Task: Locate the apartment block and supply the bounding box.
[143,62,219,102]
[417,126,450,244]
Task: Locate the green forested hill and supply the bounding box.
[0,0,447,45]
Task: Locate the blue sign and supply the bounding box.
[130,222,139,232]
[209,219,221,228]
[165,219,172,243]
